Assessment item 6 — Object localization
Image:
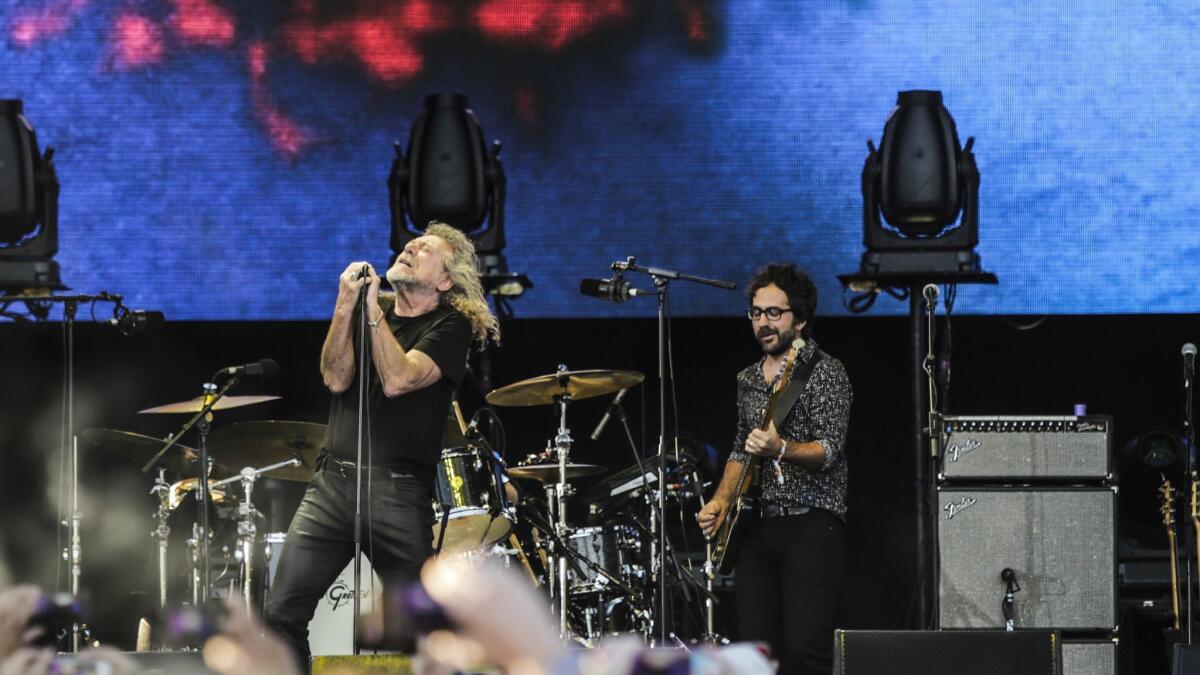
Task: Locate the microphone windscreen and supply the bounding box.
[579,278,604,297]
[1184,343,1197,357]
[257,358,280,379]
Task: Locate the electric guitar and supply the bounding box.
[710,339,804,575]
[1163,478,1181,631]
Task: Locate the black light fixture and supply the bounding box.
[388,93,528,298]
[859,90,982,276]
[0,99,61,290]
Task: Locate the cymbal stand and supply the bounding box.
[149,468,172,609]
[207,459,299,611]
[546,368,575,639]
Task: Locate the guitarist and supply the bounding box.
[697,263,852,675]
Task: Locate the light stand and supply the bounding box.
[608,257,735,644]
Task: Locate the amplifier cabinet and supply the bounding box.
[833,630,1061,675]
[938,415,1112,481]
[937,486,1117,631]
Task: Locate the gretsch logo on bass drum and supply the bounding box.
[943,496,977,520]
[947,438,981,462]
[326,580,368,610]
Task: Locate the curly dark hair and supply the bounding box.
[746,263,817,338]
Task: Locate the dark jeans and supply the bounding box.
[735,509,845,675]
[263,458,433,666]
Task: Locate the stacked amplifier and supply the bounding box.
[935,415,1118,675]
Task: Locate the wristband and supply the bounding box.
[367,314,383,329]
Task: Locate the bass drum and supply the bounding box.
[262,533,383,656]
[432,446,514,553]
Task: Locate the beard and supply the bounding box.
[386,265,417,290]
[756,324,797,356]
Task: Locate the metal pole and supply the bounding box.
[910,285,933,628]
[656,279,668,645]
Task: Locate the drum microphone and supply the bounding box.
[579,277,648,302]
[219,358,279,379]
[591,388,630,441]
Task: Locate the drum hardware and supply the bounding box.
[149,469,172,610]
[138,373,277,609]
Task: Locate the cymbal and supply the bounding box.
[206,421,324,481]
[507,463,607,482]
[485,369,644,407]
[139,395,281,415]
[80,428,225,477]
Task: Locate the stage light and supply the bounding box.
[859,90,982,276]
[0,99,61,290]
[388,94,528,298]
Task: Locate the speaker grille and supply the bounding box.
[1063,639,1117,675]
[937,488,1116,630]
[833,630,1060,675]
[940,415,1112,480]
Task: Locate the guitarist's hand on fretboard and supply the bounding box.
[698,497,731,538]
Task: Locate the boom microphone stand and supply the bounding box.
[608,257,735,644]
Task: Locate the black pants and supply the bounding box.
[263,458,434,665]
[735,509,845,675]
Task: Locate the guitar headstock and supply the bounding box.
[1191,471,1198,519]
[1162,478,1177,527]
[773,338,806,393]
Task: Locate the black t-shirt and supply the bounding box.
[323,297,470,478]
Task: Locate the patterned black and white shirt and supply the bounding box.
[728,337,852,519]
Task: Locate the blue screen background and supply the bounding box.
[3,1,1198,319]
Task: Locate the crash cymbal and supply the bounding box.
[80,428,226,477]
[206,421,324,481]
[506,463,607,482]
[485,369,644,407]
[138,395,281,415]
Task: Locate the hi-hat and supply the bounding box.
[80,428,227,477]
[485,370,643,407]
[206,421,324,482]
[139,395,281,415]
[507,463,607,482]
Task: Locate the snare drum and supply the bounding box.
[432,446,514,553]
[565,525,641,594]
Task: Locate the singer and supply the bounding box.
[697,263,852,675]
[264,222,499,664]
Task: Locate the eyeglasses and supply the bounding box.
[746,306,794,321]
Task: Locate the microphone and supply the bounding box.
[220,358,279,379]
[1000,567,1019,631]
[109,310,164,336]
[590,388,630,441]
[579,277,648,302]
[1185,343,1196,380]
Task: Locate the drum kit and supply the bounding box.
[80,365,713,649]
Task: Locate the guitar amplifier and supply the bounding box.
[938,415,1113,481]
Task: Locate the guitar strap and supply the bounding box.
[770,348,827,431]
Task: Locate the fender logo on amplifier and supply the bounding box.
[947,439,982,462]
[943,496,977,520]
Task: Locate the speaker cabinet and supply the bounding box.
[1064,638,1117,675]
[833,630,1060,675]
[937,487,1116,630]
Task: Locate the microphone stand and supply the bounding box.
[352,276,372,654]
[142,373,244,608]
[1185,356,1196,643]
[608,257,735,644]
[4,291,125,651]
